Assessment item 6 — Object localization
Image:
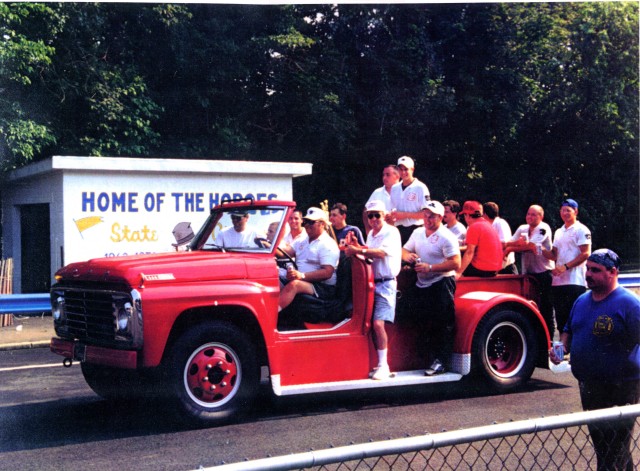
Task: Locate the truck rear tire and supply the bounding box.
[165,321,259,426]
[471,309,537,392]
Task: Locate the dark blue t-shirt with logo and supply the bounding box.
[565,287,640,382]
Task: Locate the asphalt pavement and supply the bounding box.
[0,314,53,351]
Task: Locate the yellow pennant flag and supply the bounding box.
[74,216,104,237]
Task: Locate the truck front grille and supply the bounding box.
[62,290,116,342]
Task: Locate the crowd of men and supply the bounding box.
[273,154,638,469]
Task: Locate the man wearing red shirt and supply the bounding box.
[456,201,503,278]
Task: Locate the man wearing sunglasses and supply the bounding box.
[278,207,340,312]
[214,210,263,248]
[345,200,401,380]
[550,249,639,471]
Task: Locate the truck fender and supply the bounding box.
[453,291,550,355]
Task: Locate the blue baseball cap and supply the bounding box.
[561,199,579,209]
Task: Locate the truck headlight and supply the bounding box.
[113,290,142,345]
[52,296,65,323]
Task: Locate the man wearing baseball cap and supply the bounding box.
[541,198,592,338]
[386,155,431,244]
[456,201,503,278]
[402,200,461,376]
[215,209,263,248]
[345,200,402,380]
[550,249,639,470]
[279,207,340,316]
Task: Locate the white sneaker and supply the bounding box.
[372,364,391,380]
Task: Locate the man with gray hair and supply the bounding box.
[346,200,401,380]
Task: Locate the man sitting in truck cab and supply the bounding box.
[278,207,340,313]
[214,209,263,248]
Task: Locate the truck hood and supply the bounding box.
[55,251,274,287]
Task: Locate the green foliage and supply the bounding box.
[0,2,637,265]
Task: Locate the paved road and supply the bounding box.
[0,348,583,471]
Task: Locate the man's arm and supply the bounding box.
[551,243,590,276]
[416,254,461,274]
[287,265,335,283]
[456,244,476,277]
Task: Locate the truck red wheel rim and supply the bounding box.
[485,321,526,378]
[183,342,241,408]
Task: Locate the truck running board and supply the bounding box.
[271,370,464,396]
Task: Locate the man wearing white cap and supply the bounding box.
[345,200,402,380]
[279,207,340,311]
[386,156,431,244]
[402,200,461,376]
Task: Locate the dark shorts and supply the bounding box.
[311,281,336,300]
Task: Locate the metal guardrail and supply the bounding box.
[619,273,640,288]
[0,293,50,315]
[0,273,637,316]
[204,404,640,471]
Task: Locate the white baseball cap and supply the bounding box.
[365,200,386,213]
[397,156,415,169]
[422,200,445,216]
[303,207,328,222]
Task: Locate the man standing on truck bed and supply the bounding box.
[386,156,430,244]
[345,200,402,380]
[278,207,340,312]
[402,200,461,376]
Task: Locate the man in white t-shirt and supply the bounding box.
[442,200,467,244]
[282,209,307,247]
[346,200,401,381]
[364,164,400,231]
[402,200,461,376]
[279,207,340,311]
[542,198,592,337]
[386,156,430,244]
[214,210,262,248]
[505,205,555,336]
[483,202,517,274]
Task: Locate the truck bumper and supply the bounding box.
[50,337,138,369]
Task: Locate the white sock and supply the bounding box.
[377,349,388,367]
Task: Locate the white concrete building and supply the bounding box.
[1,156,312,293]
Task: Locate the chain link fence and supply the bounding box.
[204,404,640,471]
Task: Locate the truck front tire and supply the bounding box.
[81,363,144,401]
[471,309,537,392]
[165,321,259,426]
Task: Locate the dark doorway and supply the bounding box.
[20,204,51,293]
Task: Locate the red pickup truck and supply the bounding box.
[50,199,552,425]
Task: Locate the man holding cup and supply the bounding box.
[550,249,639,470]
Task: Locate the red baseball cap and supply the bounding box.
[459,201,483,216]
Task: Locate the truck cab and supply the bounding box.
[50,199,552,426]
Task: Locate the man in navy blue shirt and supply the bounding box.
[551,248,639,471]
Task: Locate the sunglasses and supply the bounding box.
[302,220,319,227]
[367,213,382,219]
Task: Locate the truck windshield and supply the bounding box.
[195,206,288,253]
